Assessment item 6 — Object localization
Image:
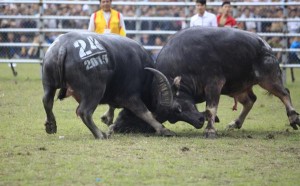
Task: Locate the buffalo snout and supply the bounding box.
[191,115,205,129]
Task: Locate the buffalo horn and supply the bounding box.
[145,67,173,107]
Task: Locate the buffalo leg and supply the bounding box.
[227,89,257,130]
[76,93,107,139]
[232,97,238,111]
[110,97,175,136]
[259,81,300,130]
[42,86,57,134]
[101,105,115,126]
[204,79,225,138]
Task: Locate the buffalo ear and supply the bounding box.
[171,101,182,113]
[173,76,181,89]
[175,104,182,113]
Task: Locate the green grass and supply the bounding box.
[1,64,300,186]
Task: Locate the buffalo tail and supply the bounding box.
[57,46,67,100]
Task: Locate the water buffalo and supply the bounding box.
[112,27,300,138]
[42,31,187,139]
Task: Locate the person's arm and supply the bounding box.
[212,15,218,27]
[190,20,194,27]
[119,13,126,36]
[28,36,39,58]
[231,17,237,28]
[88,13,95,32]
[27,46,36,57]
[218,15,226,27]
[232,21,237,28]
[190,16,194,27]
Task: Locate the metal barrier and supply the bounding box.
[1,0,300,82]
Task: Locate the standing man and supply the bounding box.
[190,0,217,27]
[88,0,126,36]
[217,1,237,28]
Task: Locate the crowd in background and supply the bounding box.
[0,0,299,62]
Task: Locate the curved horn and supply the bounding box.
[145,67,173,107]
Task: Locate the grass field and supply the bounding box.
[1,64,300,186]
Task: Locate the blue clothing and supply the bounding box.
[291,40,300,49]
[289,40,300,63]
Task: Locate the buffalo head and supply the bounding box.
[112,69,207,133]
[154,76,206,129]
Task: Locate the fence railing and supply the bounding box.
[2,0,300,6]
[1,1,300,70]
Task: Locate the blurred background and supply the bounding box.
[0,0,299,81]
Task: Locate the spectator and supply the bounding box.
[43,8,57,29]
[0,34,6,58]
[239,7,256,32]
[88,0,126,36]
[151,36,165,61]
[155,7,177,31]
[270,7,284,33]
[260,8,272,32]
[217,1,237,28]
[190,0,217,27]
[44,33,57,44]
[27,34,40,59]
[267,36,283,61]
[6,32,20,59]
[18,34,29,58]
[289,36,300,64]
[287,8,300,34]
[140,34,154,46]
[1,1,300,64]
[123,5,136,30]
[140,6,153,30]
[253,6,262,32]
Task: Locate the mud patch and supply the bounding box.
[181,147,190,152]
[38,147,47,151]
[266,133,275,139]
[17,151,31,156]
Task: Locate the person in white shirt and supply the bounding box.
[239,7,256,32]
[287,8,300,34]
[190,0,217,27]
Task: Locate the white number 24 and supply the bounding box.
[73,36,104,59]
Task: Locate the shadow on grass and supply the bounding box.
[43,126,299,141]
[171,127,299,140]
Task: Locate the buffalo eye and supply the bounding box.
[175,104,182,113]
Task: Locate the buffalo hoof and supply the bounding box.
[106,124,116,138]
[95,132,108,140]
[157,128,176,137]
[204,129,217,139]
[290,118,300,130]
[226,120,242,131]
[226,124,238,131]
[45,121,57,134]
[101,115,113,126]
[93,131,108,140]
[290,113,300,130]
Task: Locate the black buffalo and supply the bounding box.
[42,31,186,139]
[113,27,300,138]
